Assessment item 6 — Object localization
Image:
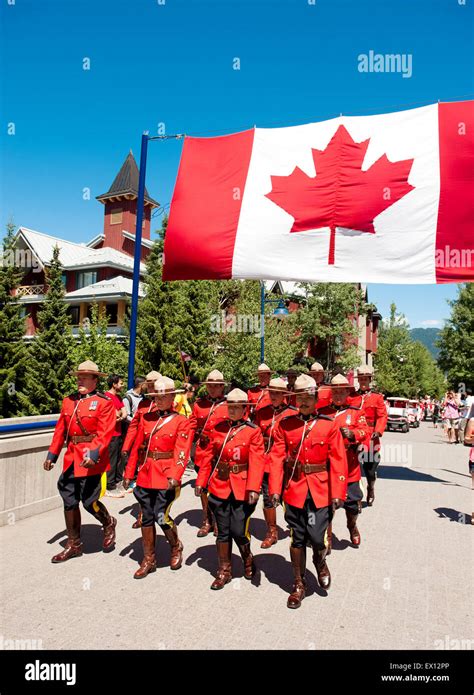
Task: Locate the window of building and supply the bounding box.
[61,273,67,287]
[105,303,118,325]
[110,208,123,225]
[67,305,80,325]
[76,271,97,289]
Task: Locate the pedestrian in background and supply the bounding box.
[442,391,460,444]
[123,376,146,427]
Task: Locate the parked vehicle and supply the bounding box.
[407,400,421,427]
[386,397,410,433]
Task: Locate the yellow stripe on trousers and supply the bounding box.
[92,472,108,513]
[164,486,181,528]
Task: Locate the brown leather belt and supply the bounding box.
[216,461,248,481]
[283,459,328,485]
[69,435,94,444]
[147,451,173,460]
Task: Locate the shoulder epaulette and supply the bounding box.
[96,392,110,400]
[281,413,299,422]
[287,405,298,411]
[67,391,80,400]
[245,420,258,428]
[317,414,334,421]
[348,404,362,411]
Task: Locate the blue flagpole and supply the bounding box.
[127,132,149,387]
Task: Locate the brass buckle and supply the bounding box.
[230,464,240,474]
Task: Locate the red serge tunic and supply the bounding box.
[348,391,387,447]
[196,420,265,501]
[255,404,298,473]
[46,391,116,477]
[189,397,228,467]
[268,414,348,509]
[247,386,272,418]
[122,398,157,453]
[318,405,370,482]
[124,410,192,490]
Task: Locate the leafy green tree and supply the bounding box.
[0,222,39,417]
[214,280,298,387]
[64,303,128,394]
[437,283,474,390]
[293,283,368,373]
[375,303,446,397]
[30,245,75,413]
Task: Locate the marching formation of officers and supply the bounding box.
[44,359,388,609]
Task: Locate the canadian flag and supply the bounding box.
[163,101,473,284]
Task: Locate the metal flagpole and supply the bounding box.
[127,132,185,387]
[127,132,149,387]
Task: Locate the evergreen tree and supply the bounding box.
[135,215,221,382]
[0,222,39,417]
[30,245,75,413]
[437,283,474,390]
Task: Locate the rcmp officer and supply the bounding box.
[247,363,273,418]
[189,369,229,537]
[319,375,370,548]
[195,389,265,590]
[121,370,161,529]
[285,368,299,407]
[349,365,387,506]
[254,378,297,548]
[309,362,332,409]
[123,377,192,579]
[44,361,117,563]
[269,374,347,609]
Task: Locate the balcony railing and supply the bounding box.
[15,284,46,296]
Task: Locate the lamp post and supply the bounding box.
[260,280,289,363]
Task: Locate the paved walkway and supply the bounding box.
[1,423,471,650]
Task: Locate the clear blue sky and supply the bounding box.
[1,0,472,328]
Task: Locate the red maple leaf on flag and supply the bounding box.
[265,125,415,264]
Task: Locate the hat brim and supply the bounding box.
[225,399,248,405]
[148,389,185,396]
[268,387,292,394]
[70,370,107,377]
[201,380,228,386]
[331,384,356,391]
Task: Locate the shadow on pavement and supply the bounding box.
[378,465,455,484]
[433,507,472,524]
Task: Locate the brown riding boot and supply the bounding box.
[367,479,375,507]
[287,546,306,609]
[197,492,213,537]
[313,547,331,590]
[326,522,333,555]
[163,525,184,570]
[261,507,278,549]
[132,508,142,529]
[211,541,232,590]
[346,509,361,546]
[93,502,117,550]
[238,542,255,579]
[134,526,157,579]
[51,508,83,563]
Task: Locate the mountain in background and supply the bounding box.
[410,327,441,359]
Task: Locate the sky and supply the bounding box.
[1,0,472,328]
